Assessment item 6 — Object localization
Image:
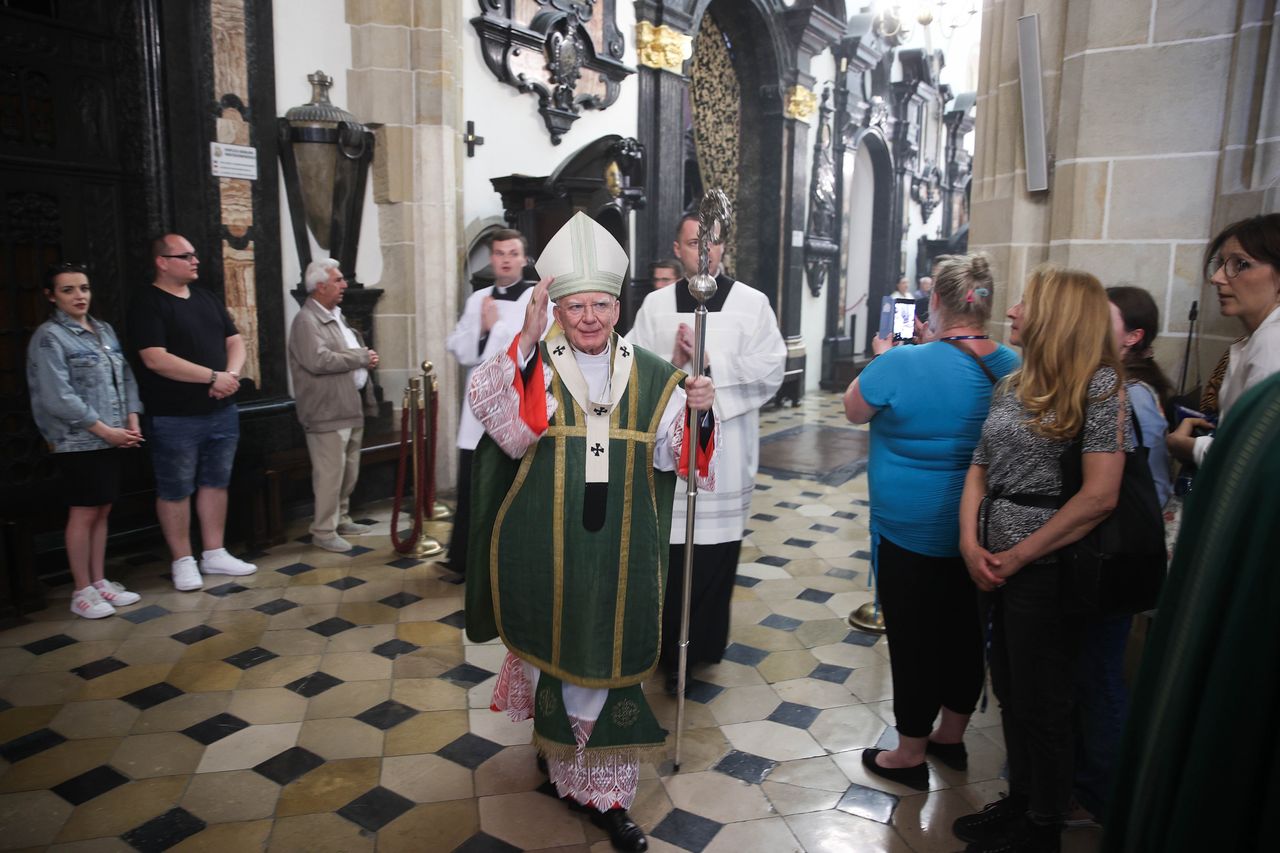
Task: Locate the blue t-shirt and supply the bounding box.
[859,341,1020,557]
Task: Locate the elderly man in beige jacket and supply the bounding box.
[288,259,379,552]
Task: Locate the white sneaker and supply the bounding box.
[93,579,141,606]
[337,521,373,536]
[313,534,353,553]
[172,556,203,591]
[199,548,258,576]
[71,586,116,619]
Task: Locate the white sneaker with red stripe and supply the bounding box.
[93,579,141,606]
[71,586,116,619]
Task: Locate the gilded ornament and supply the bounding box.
[611,698,640,728]
[538,685,559,717]
[605,160,623,198]
[785,85,818,120]
[636,20,692,73]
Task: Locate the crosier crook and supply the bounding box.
[674,188,731,770]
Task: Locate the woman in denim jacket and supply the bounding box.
[27,263,146,618]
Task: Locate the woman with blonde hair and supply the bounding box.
[953,267,1131,853]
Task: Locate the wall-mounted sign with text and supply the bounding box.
[210,142,258,180]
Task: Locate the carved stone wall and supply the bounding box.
[970,0,1279,384]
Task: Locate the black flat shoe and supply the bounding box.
[861,748,929,791]
[926,739,969,771]
[590,808,648,852]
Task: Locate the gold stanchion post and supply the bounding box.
[848,601,886,633]
[408,364,444,558]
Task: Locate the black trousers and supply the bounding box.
[660,540,741,670]
[986,561,1082,822]
[446,449,473,572]
[876,535,985,738]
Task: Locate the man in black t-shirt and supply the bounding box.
[130,234,258,591]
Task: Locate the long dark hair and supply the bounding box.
[1106,285,1173,407]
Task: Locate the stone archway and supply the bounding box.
[855,130,896,355]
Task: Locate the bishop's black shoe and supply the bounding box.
[963,814,1062,852]
[590,807,648,852]
[954,793,1030,844]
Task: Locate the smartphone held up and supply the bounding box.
[892,298,916,342]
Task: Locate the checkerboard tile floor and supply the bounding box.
[0,393,1103,852]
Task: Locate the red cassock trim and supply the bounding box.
[507,336,548,435]
[678,409,715,479]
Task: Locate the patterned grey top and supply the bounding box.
[973,366,1134,558]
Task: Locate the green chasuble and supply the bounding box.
[1104,373,1280,852]
[465,335,685,758]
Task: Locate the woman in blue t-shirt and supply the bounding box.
[843,254,1019,790]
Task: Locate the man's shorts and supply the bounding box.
[147,405,240,500]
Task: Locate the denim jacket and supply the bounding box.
[27,310,143,453]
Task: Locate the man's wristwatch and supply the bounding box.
[208,369,217,384]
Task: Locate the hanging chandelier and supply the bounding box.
[872,0,979,40]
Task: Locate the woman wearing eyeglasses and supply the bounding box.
[27,263,145,618]
[1168,214,1280,464]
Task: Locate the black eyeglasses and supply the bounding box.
[160,252,198,261]
[1206,255,1255,280]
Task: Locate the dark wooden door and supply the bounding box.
[0,3,166,613]
[1,1,143,502]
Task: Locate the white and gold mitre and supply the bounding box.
[539,211,629,302]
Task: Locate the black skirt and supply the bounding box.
[55,448,124,506]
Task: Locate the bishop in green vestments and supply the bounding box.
[1105,373,1280,852]
[464,213,716,853]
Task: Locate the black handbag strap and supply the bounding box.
[942,338,999,385]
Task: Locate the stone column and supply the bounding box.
[634,18,694,292]
[776,4,846,403]
[778,80,817,404]
[971,0,1278,382]
[347,0,464,488]
[968,0,1058,328]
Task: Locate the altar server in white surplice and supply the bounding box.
[628,212,786,689]
[445,229,550,575]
